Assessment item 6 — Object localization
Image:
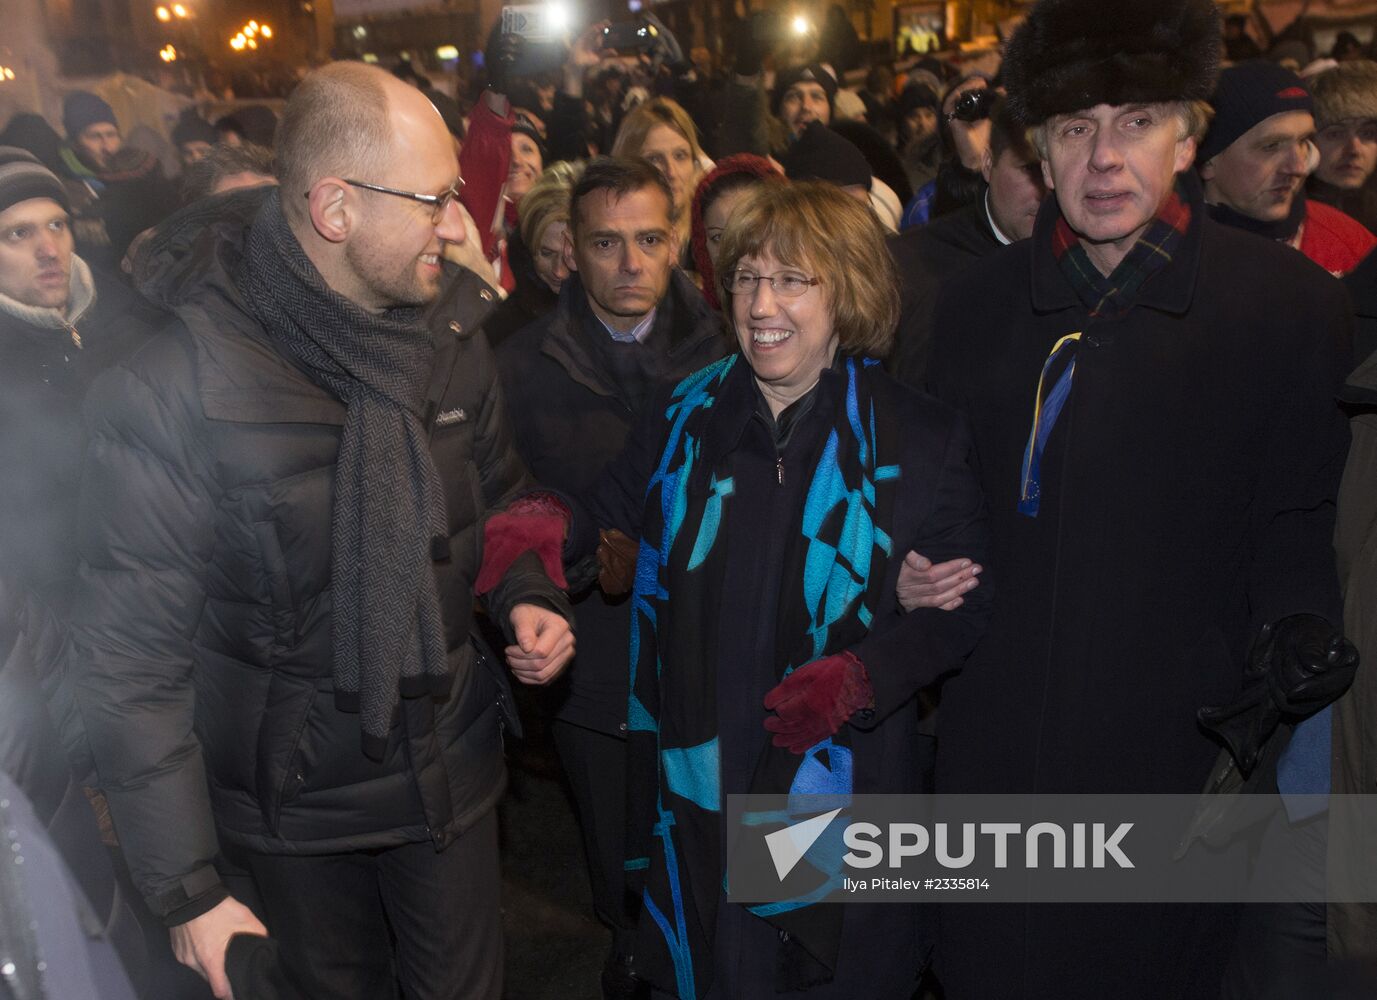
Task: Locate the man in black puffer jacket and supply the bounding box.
[67,64,574,1000]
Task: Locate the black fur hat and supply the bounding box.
[1002,0,1222,125]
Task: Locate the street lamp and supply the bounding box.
[159,44,178,62]
[155,5,171,21]
[229,21,272,53]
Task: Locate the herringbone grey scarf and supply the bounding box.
[238,190,449,760]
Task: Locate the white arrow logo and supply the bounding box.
[764,808,843,881]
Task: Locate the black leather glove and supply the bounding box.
[1198,614,1359,776]
[1260,613,1359,714]
[486,29,523,95]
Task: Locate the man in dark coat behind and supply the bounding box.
[0,146,162,648]
[924,1,1355,996]
[0,145,162,994]
[56,91,168,271]
[889,96,1047,385]
[496,157,727,998]
[66,64,575,1000]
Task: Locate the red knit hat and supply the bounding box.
[689,154,783,309]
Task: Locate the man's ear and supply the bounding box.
[1174,135,1199,176]
[562,226,578,273]
[306,178,352,244]
[1198,156,1216,181]
[981,146,995,184]
[1040,156,1055,191]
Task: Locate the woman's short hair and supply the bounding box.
[610,97,705,165]
[517,160,585,251]
[717,181,899,358]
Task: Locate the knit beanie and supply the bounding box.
[1310,60,1377,129]
[511,109,548,161]
[779,121,871,188]
[897,82,940,119]
[63,91,117,139]
[172,114,219,149]
[772,63,839,115]
[1199,61,1313,163]
[0,146,71,214]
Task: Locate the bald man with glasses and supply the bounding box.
[69,63,573,1000]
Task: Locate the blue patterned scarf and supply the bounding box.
[625,354,901,997]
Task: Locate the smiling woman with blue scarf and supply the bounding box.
[575,182,993,998]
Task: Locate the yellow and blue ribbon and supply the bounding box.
[1018,332,1082,517]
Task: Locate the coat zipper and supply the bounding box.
[776,453,784,486]
[65,322,82,349]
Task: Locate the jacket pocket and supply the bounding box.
[252,521,297,650]
[254,672,313,837]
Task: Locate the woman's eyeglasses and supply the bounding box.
[722,270,820,297]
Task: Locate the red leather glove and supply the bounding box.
[474,492,570,595]
[763,651,874,754]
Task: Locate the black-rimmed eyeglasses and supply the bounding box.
[341,178,465,224]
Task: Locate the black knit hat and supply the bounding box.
[0,146,70,215]
[511,110,548,162]
[1199,61,1313,163]
[897,82,940,118]
[779,122,871,188]
[63,90,118,139]
[1002,0,1221,126]
[772,63,839,115]
[172,113,219,150]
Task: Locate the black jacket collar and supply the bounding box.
[696,353,847,475]
[1030,170,1204,318]
[539,270,722,401]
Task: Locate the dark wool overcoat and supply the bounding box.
[926,182,1351,999]
[495,270,728,734]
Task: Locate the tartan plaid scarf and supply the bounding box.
[1051,180,1192,320]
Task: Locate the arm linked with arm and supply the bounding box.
[854,411,992,724]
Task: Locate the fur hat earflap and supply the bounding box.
[1003,0,1222,126]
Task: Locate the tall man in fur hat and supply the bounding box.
[925,0,1357,995]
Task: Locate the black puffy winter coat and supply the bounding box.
[67,187,565,922]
